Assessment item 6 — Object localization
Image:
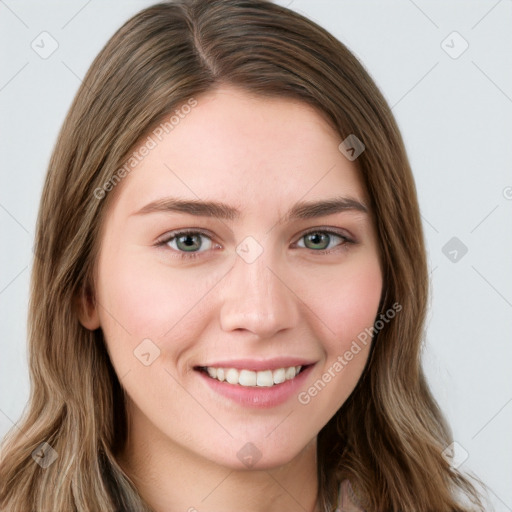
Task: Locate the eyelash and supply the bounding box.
[155,228,355,259]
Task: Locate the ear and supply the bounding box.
[75,284,100,330]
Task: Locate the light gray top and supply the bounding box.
[336,479,366,512]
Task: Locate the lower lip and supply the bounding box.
[196,365,315,409]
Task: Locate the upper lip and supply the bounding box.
[196,358,316,372]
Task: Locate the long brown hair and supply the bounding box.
[0,1,487,510]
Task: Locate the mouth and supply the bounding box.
[193,358,317,408]
[194,364,311,387]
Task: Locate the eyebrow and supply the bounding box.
[132,196,368,222]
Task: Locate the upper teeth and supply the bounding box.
[205,366,302,387]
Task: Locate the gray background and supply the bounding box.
[1,0,511,509]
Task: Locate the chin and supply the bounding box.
[198,433,317,472]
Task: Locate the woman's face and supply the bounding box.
[84,86,382,469]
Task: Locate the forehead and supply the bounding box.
[108,86,367,219]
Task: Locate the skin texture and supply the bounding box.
[79,86,383,512]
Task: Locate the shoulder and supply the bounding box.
[336,479,367,512]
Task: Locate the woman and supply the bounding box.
[0,1,487,511]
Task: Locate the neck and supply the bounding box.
[117,409,320,512]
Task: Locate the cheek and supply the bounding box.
[95,251,224,359]
[296,253,383,344]
[295,259,382,411]
[294,252,382,401]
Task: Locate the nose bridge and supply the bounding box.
[219,244,299,337]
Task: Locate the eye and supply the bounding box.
[156,227,353,258]
[157,230,215,253]
[295,229,350,252]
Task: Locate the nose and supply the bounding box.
[219,248,300,339]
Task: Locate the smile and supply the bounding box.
[194,361,315,408]
[200,365,303,387]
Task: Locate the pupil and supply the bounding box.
[178,234,200,251]
[307,233,329,250]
